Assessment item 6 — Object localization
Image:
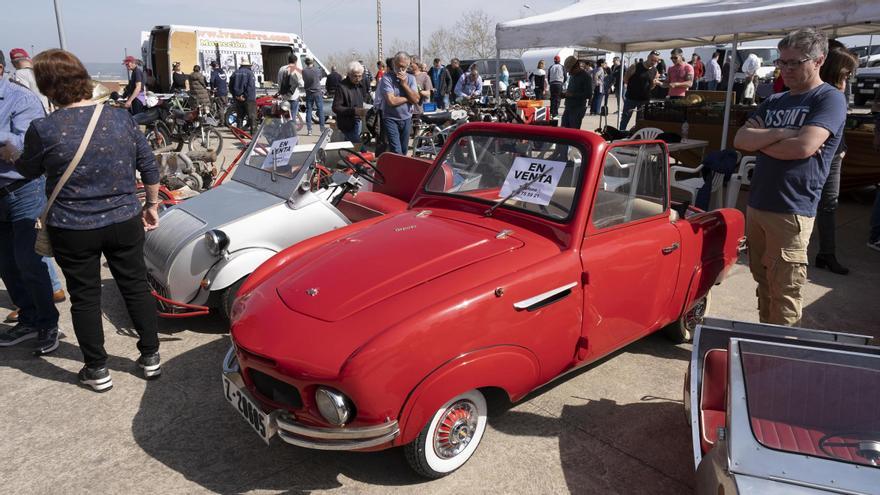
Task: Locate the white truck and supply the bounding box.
[141,25,329,92]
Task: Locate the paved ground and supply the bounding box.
[2,98,879,494]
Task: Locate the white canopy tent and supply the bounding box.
[496,0,880,147]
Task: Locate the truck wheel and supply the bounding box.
[221,277,247,321]
[404,389,488,479]
[662,291,712,343]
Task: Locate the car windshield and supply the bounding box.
[425,133,586,221]
[740,340,880,468]
[242,118,308,180]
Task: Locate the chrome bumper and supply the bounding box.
[222,345,400,450]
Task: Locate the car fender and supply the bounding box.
[395,345,541,446]
[208,247,277,291]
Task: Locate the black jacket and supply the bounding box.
[428,66,453,95]
[332,77,365,132]
[325,71,343,95]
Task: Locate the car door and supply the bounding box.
[578,142,681,361]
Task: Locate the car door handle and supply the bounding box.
[662,242,680,255]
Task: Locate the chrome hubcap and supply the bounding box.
[433,400,478,459]
[685,298,708,331]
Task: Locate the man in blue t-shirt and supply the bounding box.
[734,28,847,326]
[378,51,419,155]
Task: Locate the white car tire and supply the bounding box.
[405,389,488,479]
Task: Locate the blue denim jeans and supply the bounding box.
[706,81,719,91]
[342,119,362,144]
[434,93,449,110]
[0,177,59,329]
[45,257,62,291]
[382,117,412,155]
[305,93,325,132]
[620,97,649,130]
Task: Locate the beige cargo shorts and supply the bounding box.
[745,206,815,326]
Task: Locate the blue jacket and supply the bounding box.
[210,68,229,97]
[230,67,256,101]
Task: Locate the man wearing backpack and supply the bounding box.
[276,54,304,119]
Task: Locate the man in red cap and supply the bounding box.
[9,49,49,112]
[547,54,566,119]
[122,55,146,115]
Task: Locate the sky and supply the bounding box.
[2,1,875,66]
[0,0,575,63]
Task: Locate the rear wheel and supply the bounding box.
[404,389,488,479]
[191,126,224,153]
[144,122,172,151]
[221,277,247,321]
[662,291,712,343]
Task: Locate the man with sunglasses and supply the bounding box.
[620,50,662,129]
[733,28,847,327]
[664,48,694,99]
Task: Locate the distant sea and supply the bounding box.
[86,62,127,81]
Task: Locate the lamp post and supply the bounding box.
[53,0,68,50]
[298,0,304,38]
[417,0,421,61]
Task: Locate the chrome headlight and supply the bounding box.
[204,229,230,256]
[315,387,353,426]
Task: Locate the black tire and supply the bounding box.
[221,277,247,322]
[192,127,224,154]
[662,291,712,343]
[404,389,488,479]
[144,122,172,151]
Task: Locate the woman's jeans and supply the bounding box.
[815,152,843,256]
[0,177,58,330]
[382,117,412,155]
[49,215,158,368]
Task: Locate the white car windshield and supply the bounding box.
[243,118,307,179]
[740,340,880,468]
[425,133,586,221]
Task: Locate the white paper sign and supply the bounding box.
[262,137,298,170]
[499,157,565,206]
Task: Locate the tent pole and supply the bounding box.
[617,45,625,128]
[720,33,739,150]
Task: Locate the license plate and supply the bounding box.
[861,89,875,94]
[222,375,274,444]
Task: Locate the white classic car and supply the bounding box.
[143,118,420,319]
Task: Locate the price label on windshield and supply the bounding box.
[262,136,298,169]
[499,157,565,206]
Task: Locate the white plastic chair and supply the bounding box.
[602,151,633,192]
[723,155,756,208]
[630,127,663,141]
[671,164,724,210]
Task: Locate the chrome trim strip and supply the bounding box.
[513,282,578,310]
[277,429,399,450]
[276,413,399,441]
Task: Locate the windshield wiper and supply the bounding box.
[484,177,540,217]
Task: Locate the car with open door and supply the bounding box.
[143,117,423,319]
[688,318,880,494]
[221,122,746,478]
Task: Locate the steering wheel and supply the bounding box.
[338,148,385,185]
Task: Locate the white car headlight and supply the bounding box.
[204,229,230,256]
[315,387,353,426]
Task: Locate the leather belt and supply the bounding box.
[0,179,32,199]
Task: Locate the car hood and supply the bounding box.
[275,210,524,322]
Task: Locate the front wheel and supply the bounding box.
[404,389,488,479]
[662,291,712,343]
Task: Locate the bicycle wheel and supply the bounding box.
[191,127,224,153]
[145,122,172,151]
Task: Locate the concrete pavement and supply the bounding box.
[2,99,879,494]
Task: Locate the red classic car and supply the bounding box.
[221,123,746,478]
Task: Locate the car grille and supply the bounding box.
[146,271,169,300]
[144,209,206,273]
[248,368,303,410]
